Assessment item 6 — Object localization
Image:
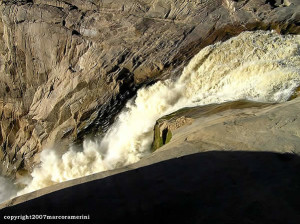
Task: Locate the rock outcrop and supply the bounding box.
[0,0,299,177]
[1,90,300,220]
[152,101,271,151]
[153,97,300,154]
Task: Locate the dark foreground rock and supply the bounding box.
[1,151,300,224]
[0,0,300,177]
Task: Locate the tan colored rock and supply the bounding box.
[1,99,300,211]
[155,98,300,154]
[0,0,299,176]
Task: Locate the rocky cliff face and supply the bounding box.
[0,0,299,177]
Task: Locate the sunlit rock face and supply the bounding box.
[0,0,299,178]
[153,98,300,154]
[15,30,300,196]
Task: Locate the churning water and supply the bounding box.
[2,30,299,200]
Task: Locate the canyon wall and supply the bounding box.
[0,0,299,177]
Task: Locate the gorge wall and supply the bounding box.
[0,0,299,178]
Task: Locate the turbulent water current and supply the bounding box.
[1,30,299,202]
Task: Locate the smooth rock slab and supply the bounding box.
[0,0,299,176]
[0,151,300,224]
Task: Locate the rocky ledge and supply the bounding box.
[0,0,300,177]
[153,97,300,154]
[2,96,299,209]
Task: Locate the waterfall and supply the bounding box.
[13,30,300,197]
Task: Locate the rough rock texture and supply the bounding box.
[0,0,299,176]
[1,99,300,219]
[152,101,271,151]
[154,97,300,154]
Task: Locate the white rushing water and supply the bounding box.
[0,177,17,203]
[9,30,299,197]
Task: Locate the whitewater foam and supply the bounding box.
[16,30,300,196]
[0,176,17,203]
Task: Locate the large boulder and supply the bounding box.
[153,98,300,154]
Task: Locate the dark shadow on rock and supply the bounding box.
[1,151,300,224]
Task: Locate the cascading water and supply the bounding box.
[0,177,17,203]
[2,30,299,201]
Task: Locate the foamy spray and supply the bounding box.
[15,31,300,196]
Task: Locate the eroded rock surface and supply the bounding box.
[154,98,300,154]
[0,0,299,176]
[152,101,272,151]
